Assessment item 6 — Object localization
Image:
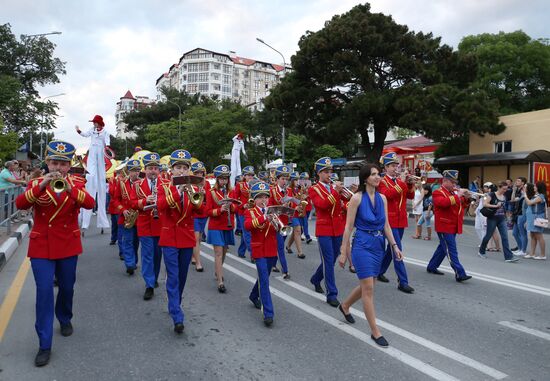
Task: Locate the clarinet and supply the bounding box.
[151,178,159,219]
[223,187,232,228]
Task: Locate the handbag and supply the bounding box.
[480,192,498,218]
[534,201,548,228]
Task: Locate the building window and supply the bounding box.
[495,141,512,153]
[223,65,231,74]
[223,85,231,93]
[188,73,198,82]
[254,80,260,89]
[198,83,209,92]
[253,90,259,99]
[213,63,221,70]
[211,73,220,81]
[198,73,209,82]
[213,84,221,91]
[188,63,198,72]
[223,75,230,84]
[187,84,197,93]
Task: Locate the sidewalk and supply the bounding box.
[0,216,32,272]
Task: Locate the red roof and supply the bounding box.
[384,135,438,148]
[121,90,135,100]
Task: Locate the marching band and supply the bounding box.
[16,121,480,367]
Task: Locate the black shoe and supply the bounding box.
[218,284,227,293]
[427,269,445,275]
[35,349,51,367]
[238,255,246,258]
[109,240,116,245]
[301,237,305,241]
[263,317,273,327]
[60,322,73,337]
[306,238,312,244]
[311,281,324,294]
[283,273,290,280]
[297,253,306,259]
[154,281,159,288]
[53,279,58,287]
[126,268,135,275]
[250,258,256,264]
[235,230,242,236]
[397,284,415,294]
[195,266,204,272]
[286,247,293,254]
[272,267,280,273]
[119,254,124,261]
[349,266,356,273]
[371,335,389,347]
[143,287,154,300]
[250,297,262,309]
[174,323,184,334]
[338,305,355,324]
[327,299,340,308]
[510,247,519,252]
[377,274,389,283]
[456,275,472,283]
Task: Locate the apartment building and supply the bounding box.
[155,48,287,109]
[115,90,155,138]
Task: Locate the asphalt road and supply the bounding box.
[1,217,549,381]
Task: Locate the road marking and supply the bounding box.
[404,257,550,297]
[199,251,459,381]
[0,258,31,341]
[498,321,550,341]
[201,244,507,380]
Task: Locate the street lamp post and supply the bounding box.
[22,31,62,38]
[256,37,287,163]
[166,99,182,141]
[40,93,66,159]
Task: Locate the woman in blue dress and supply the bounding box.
[337,163,403,347]
[525,181,547,260]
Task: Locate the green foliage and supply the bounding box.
[434,135,469,158]
[459,31,550,114]
[0,132,19,161]
[0,24,65,134]
[265,3,502,162]
[314,145,343,160]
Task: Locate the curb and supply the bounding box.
[0,220,32,272]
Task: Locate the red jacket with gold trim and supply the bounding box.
[244,206,277,259]
[233,181,250,215]
[269,185,291,225]
[206,186,236,231]
[433,186,468,234]
[15,175,94,259]
[130,176,165,237]
[107,176,119,215]
[378,175,414,228]
[308,182,345,237]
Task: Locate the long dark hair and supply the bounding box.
[525,183,535,199]
[422,184,432,198]
[535,181,547,199]
[358,163,380,193]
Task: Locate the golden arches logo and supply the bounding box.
[537,165,548,182]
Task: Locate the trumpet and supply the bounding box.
[172,175,204,206]
[51,177,68,193]
[406,174,426,184]
[330,180,354,200]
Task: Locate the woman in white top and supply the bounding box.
[473,183,501,251]
[411,182,424,239]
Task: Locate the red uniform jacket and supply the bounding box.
[157,182,204,248]
[269,185,291,225]
[16,175,95,260]
[112,178,138,225]
[308,182,345,237]
[206,187,236,231]
[304,187,313,212]
[107,177,119,215]
[244,206,277,259]
[433,186,468,234]
[130,176,165,237]
[193,180,211,219]
[234,181,250,215]
[378,176,414,228]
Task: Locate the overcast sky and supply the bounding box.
[2,0,549,150]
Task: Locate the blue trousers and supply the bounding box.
[121,226,139,269]
[110,213,119,242]
[299,211,311,240]
[250,256,278,319]
[276,233,289,273]
[235,212,243,232]
[427,233,467,278]
[514,214,529,252]
[237,214,251,257]
[140,236,162,288]
[30,256,78,350]
[162,247,193,324]
[379,228,409,285]
[480,216,515,260]
[311,235,342,302]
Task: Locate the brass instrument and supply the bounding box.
[330,180,354,200]
[143,178,159,219]
[245,199,255,209]
[172,175,205,206]
[51,177,68,194]
[265,205,295,236]
[123,210,139,228]
[406,174,427,185]
[218,188,242,227]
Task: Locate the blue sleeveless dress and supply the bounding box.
[351,192,386,280]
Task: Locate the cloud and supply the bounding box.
[2,0,549,151]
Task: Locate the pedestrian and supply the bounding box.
[131,153,163,300]
[156,149,203,334]
[510,177,528,255]
[245,181,278,327]
[416,184,433,240]
[190,161,209,272]
[469,176,481,193]
[525,181,547,260]
[308,157,346,307]
[376,152,415,294]
[411,182,424,238]
[478,181,519,262]
[337,163,403,347]
[15,140,95,367]
[206,164,237,293]
[426,170,472,282]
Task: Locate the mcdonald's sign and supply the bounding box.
[533,162,550,200]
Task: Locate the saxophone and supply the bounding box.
[123,180,139,228]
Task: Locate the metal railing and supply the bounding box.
[0,185,25,235]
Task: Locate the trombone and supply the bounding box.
[172,175,205,206]
[264,205,295,236]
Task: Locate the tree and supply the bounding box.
[265,3,503,162]
[0,24,65,135]
[0,132,18,162]
[459,31,550,114]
